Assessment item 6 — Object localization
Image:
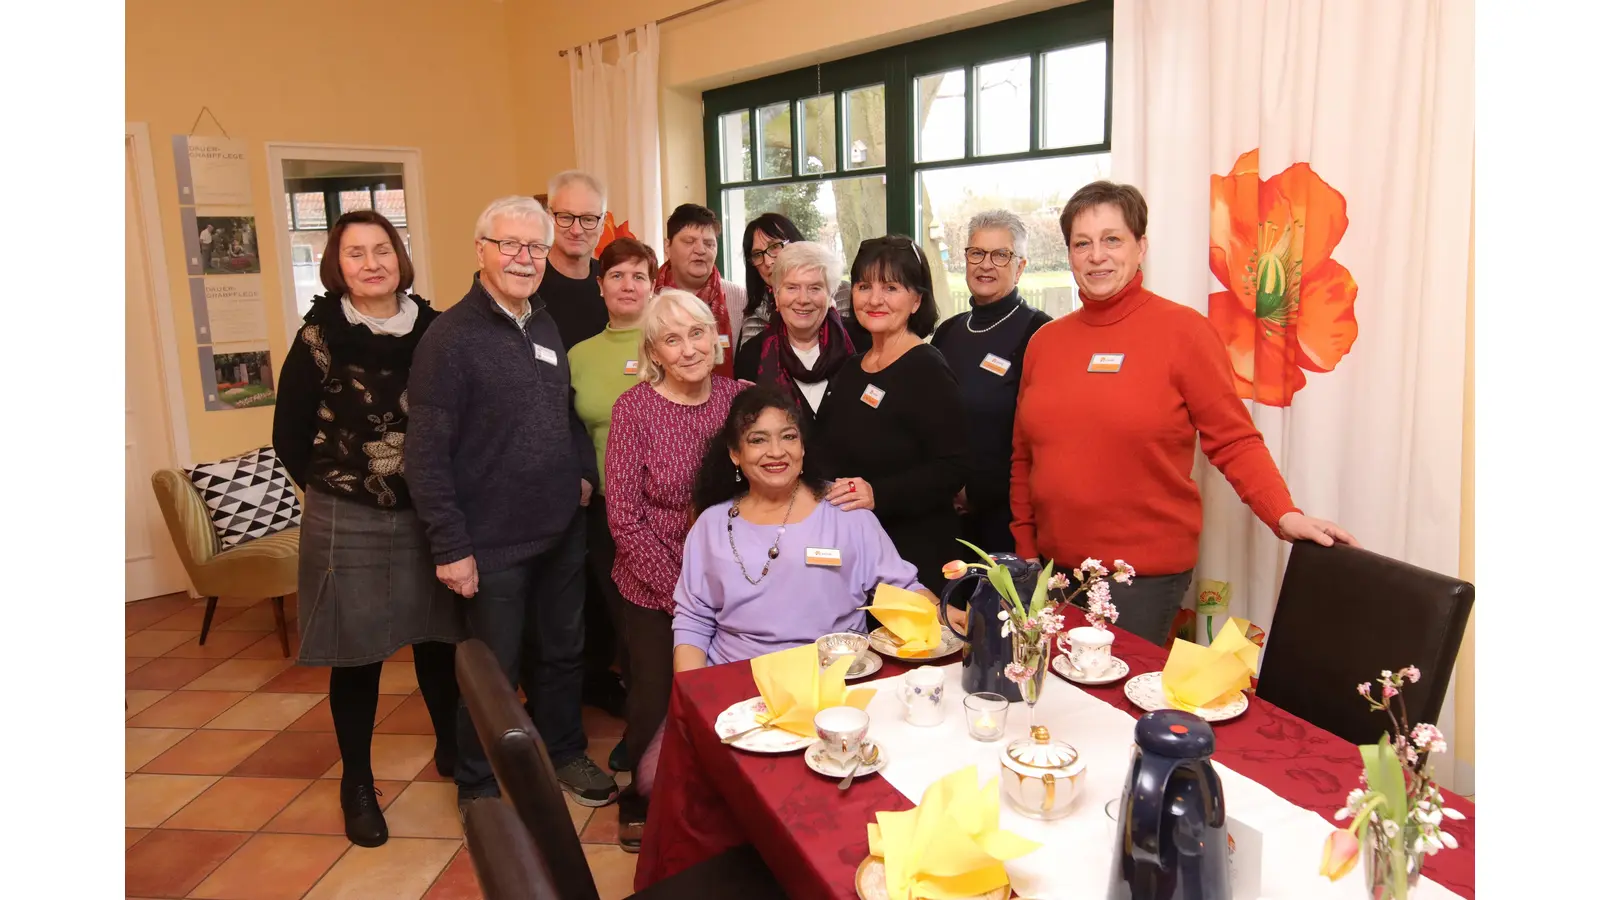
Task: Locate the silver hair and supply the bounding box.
[770,241,844,296]
[636,289,725,384]
[546,170,608,210]
[474,196,553,244]
[966,209,1029,258]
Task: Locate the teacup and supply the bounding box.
[1066,626,1116,679]
[816,632,869,675]
[898,666,946,727]
[813,706,870,765]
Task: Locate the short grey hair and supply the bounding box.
[547,170,607,210]
[474,196,553,244]
[966,209,1029,258]
[637,289,725,384]
[770,241,844,295]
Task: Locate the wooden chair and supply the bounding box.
[149,469,297,656]
[463,797,563,900]
[455,639,788,900]
[1255,541,1474,746]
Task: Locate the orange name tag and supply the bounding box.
[1088,352,1124,373]
[718,334,732,349]
[860,384,885,408]
[623,359,639,375]
[979,353,1012,376]
[805,547,842,567]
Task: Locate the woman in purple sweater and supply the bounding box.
[671,386,957,671]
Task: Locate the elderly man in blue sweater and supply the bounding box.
[408,195,616,813]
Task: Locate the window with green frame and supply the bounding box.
[703,0,1112,319]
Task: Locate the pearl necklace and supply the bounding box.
[964,301,1021,334]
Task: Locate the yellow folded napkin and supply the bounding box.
[866,766,1041,900]
[861,584,942,655]
[749,644,876,738]
[1162,617,1261,711]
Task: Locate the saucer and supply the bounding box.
[844,650,884,680]
[1050,653,1130,685]
[867,626,962,661]
[1123,672,1249,723]
[854,855,1009,900]
[805,741,888,779]
[714,697,817,753]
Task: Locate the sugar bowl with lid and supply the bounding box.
[998,725,1087,820]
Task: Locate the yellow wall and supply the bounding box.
[127,0,523,464]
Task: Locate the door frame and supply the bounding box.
[263,142,433,344]
[126,121,193,468]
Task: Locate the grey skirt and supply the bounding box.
[296,490,466,666]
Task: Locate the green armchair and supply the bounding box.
[149,468,299,657]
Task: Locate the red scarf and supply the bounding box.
[655,261,734,378]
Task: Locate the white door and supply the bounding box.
[127,141,189,601]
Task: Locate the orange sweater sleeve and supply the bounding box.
[1171,313,1300,532]
[1009,333,1041,560]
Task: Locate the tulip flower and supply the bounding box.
[941,559,969,580]
[1318,828,1361,881]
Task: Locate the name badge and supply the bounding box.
[1087,352,1124,373]
[623,359,639,375]
[718,334,732,349]
[860,384,886,408]
[979,353,1012,376]
[805,547,842,567]
[534,344,558,366]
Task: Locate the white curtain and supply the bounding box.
[568,23,664,255]
[1110,0,1473,786]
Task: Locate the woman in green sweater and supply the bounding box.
[569,237,658,772]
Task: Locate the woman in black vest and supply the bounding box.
[930,210,1053,553]
[272,211,465,848]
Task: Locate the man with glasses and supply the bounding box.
[541,171,611,350]
[930,210,1053,553]
[409,196,618,815]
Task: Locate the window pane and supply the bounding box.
[282,159,404,317]
[975,57,1031,156]
[292,192,327,230]
[916,69,967,163]
[916,153,1112,319]
[799,94,837,175]
[843,84,886,170]
[1042,42,1108,149]
[723,174,887,286]
[374,189,407,226]
[720,110,752,182]
[339,190,373,213]
[756,102,793,180]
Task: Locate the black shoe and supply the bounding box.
[608,740,632,773]
[555,755,620,807]
[340,782,388,848]
[618,792,646,854]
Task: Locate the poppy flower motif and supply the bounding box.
[593,212,636,257]
[1209,149,1360,406]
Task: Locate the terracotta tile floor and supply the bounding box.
[126,593,636,899]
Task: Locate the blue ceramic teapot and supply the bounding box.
[1107,710,1231,900]
[938,552,1039,702]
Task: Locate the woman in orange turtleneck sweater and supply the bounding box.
[1009,181,1356,645]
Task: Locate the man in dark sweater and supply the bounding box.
[408,195,618,812]
[930,209,1053,553]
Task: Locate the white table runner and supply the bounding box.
[859,663,1465,900]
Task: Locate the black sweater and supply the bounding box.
[406,276,599,573]
[272,294,439,510]
[930,290,1053,516]
[538,257,608,350]
[812,343,971,589]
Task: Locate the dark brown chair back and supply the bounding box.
[1255,542,1474,745]
[463,797,564,900]
[456,639,602,900]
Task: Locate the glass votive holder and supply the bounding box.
[963,692,1009,741]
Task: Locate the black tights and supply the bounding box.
[328,641,459,785]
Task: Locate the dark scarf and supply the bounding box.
[756,307,856,411]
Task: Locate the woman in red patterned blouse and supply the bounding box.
[605,288,743,849]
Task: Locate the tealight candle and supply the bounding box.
[964,692,1008,742]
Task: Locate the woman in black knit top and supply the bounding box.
[812,236,971,590]
[272,211,464,849]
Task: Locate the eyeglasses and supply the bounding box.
[752,240,790,262]
[552,212,602,231]
[964,247,1017,267]
[480,237,551,260]
[861,235,925,262]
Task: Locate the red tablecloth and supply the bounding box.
[637,610,1475,898]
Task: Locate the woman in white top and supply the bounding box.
[731,241,858,423]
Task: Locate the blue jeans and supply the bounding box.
[455,511,588,798]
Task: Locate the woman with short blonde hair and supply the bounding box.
[603,288,745,850]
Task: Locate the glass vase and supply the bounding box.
[1010,631,1049,728]
[1361,823,1422,900]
